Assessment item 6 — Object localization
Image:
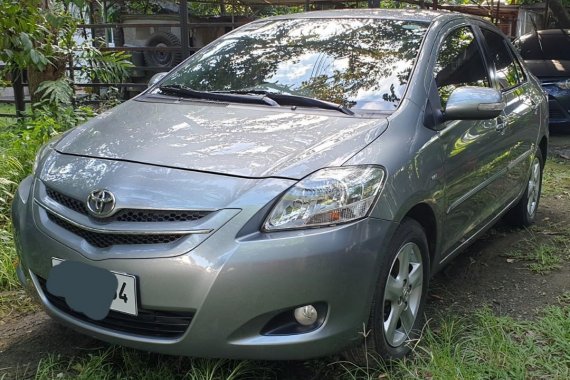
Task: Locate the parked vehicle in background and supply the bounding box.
[515,29,570,132]
[12,9,548,361]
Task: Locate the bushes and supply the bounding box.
[0,101,94,290]
[0,0,133,290]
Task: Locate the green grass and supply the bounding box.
[0,104,17,137]
[542,158,570,198]
[0,106,35,291]
[34,349,272,380]
[0,153,27,291]
[337,307,570,380]
[0,103,25,128]
[0,289,38,319]
[558,291,570,305]
[0,228,20,290]
[27,306,570,380]
[503,222,570,274]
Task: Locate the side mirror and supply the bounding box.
[444,87,505,120]
[148,72,168,88]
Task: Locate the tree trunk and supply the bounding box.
[114,0,126,47]
[549,0,570,28]
[27,57,67,105]
[11,70,26,116]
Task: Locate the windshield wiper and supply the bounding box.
[214,90,354,116]
[158,84,278,107]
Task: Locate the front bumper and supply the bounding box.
[13,173,396,360]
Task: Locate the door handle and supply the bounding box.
[496,116,507,132]
[528,96,537,107]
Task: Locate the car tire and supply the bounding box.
[346,218,430,362]
[144,32,183,68]
[506,149,544,227]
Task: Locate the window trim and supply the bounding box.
[431,22,493,108]
[508,46,527,85]
[504,39,529,85]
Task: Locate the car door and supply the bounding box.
[477,26,539,205]
[431,23,508,258]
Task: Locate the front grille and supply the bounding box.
[47,212,184,248]
[45,187,212,222]
[113,209,210,223]
[38,277,194,338]
[46,187,88,215]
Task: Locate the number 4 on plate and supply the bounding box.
[113,282,129,303]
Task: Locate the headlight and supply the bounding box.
[555,79,570,90]
[263,165,385,231]
[32,134,65,176]
[32,144,49,176]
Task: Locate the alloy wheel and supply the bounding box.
[382,242,423,347]
[527,157,541,217]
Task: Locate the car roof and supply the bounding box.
[258,8,469,24]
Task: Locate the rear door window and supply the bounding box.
[481,29,523,90]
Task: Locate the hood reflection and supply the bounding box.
[56,100,387,179]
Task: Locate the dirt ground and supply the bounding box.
[1,135,569,379]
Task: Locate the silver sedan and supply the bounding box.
[12,9,548,360]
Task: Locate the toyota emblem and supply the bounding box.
[86,189,116,217]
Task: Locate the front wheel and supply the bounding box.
[348,218,430,361]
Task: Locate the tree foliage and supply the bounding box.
[1,0,134,108]
[0,0,50,73]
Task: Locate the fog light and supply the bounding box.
[293,305,318,326]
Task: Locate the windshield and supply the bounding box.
[160,18,429,111]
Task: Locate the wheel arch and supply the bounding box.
[539,135,548,165]
[401,203,438,271]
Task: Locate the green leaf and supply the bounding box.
[29,49,41,65]
[36,78,74,106]
[18,32,32,51]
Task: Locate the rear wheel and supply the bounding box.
[347,218,430,361]
[506,150,543,227]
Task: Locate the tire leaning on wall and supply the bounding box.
[144,31,183,68]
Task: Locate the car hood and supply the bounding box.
[56,98,388,179]
[524,59,570,79]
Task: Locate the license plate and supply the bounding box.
[52,258,138,316]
